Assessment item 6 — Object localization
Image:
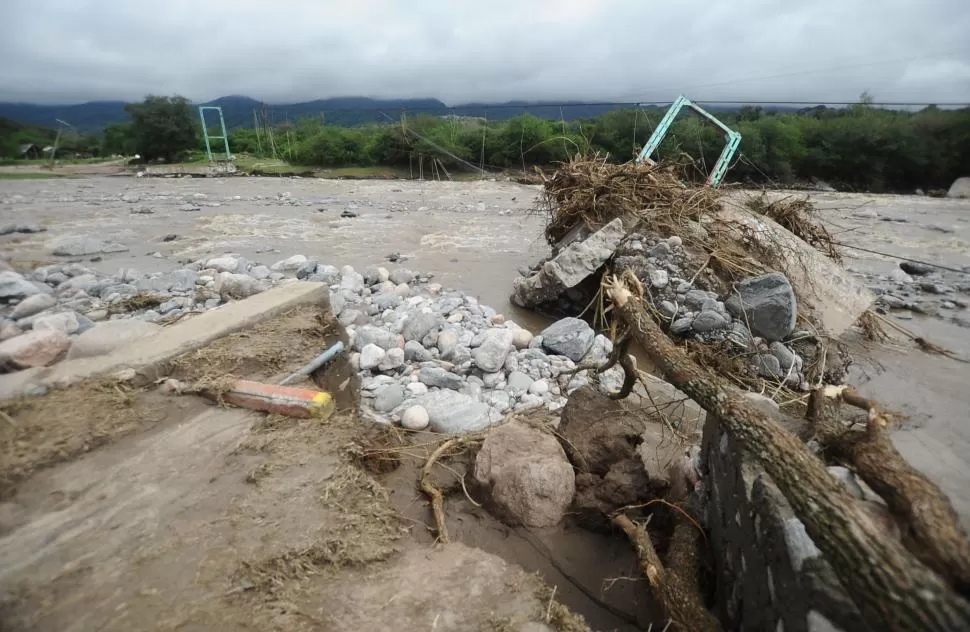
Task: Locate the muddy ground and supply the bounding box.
[1,176,969,631]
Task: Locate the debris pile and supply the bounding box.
[499,156,970,631]
[513,156,874,403]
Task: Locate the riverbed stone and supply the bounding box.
[0,271,43,300]
[691,310,728,333]
[51,236,129,256]
[401,405,430,430]
[389,268,414,285]
[473,329,515,372]
[0,329,70,368]
[473,420,574,527]
[539,318,594,361]
[271,254,308,272]
[356,324,400,351]
[418,366,464,390]
[404,340,432,362]
[402,312,441,342]
[507,370,534,396]
[378,347,405,372]
[359,344,387,371]
[10,293,56,319]
[374,384,405,412]
[33,311,93,336]
[725,272,798,342]
[416,390,491,433]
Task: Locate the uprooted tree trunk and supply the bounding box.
[808,386,970,594]
[605,275,970,632]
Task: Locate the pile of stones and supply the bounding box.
[863,261,970,325]
[512,225,813,390]
[1,252,620,434]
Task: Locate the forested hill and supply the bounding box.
[0,95,804,131]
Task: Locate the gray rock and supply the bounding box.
[378,347,405,372]
[51,236,129,256]
[404,340,432,362]
[401,405,430,430]
[33,311,93,335]
[415,390,491,434]
[372,292,402,311]
[506,370,535,396]
[888,268,913,284]
[539,318,594,362]
[67,320,161,360]
[355,325,400,351]
[101,283,138,299]
[295,259,319,280]
[649,241,672,257]
[582,334,613,366]
[753,353,784,379]
[418,366,464,390]
[271,254,308,272]
[670,317,694,335]
[482,372,505,389]
[179,203,201,212]
[436,297,463,316]
[726,322,753,349]
[171,269,199,291]
[920,282,953,295]
[684,289,718,310]
[472,329,515,372]
[649,269,669,289]
[0,271,43,299]
[309,265,340,283]
[339,267,365,291]
[436,330,459,359]
[10,293,56,319]
[216,273,267,299]
[510,218,626,308]
[46,272,68,286]
[724,273,798,342]
[374,384,405,412]
[205,255,245,274]
[770,341,797,371]
[691,310,728,333]
[402,312,441,342]
[658,300,678,319]
[57,273,100,295]
[359,344,387,370]
[483,390,512,412]
[389,268,414,285]
[899,261,934,277]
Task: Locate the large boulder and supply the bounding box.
[0,329,70,368]
[414,390,491,434]
[539,317,594,361]
[33,311,94,336]
[724,272,797,342]
[947,177,970,199]
[511,218,626,308]
[66,320,162,360]
[473,421,575,527]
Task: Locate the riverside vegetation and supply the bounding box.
[3,94,969,193]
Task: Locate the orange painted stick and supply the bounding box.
[219,379,335,419]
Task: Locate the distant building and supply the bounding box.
[18,143,41,159]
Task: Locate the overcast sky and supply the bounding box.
[1,0,968,105]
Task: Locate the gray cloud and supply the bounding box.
[1,0,968,104]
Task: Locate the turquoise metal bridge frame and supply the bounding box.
[635,95,742,186]
[198,106,231,163]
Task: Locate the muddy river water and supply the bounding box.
[1,176,969,628]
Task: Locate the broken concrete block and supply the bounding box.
[511,218,626,307]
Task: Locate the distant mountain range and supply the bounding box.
[0,95,805,132]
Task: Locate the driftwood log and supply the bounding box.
[809,386,970,595]
[605,275,970,632]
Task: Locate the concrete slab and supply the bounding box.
[0,281,330,399]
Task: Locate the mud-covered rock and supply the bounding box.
[473,420,575,527]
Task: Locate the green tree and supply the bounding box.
[125,96,199,162]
